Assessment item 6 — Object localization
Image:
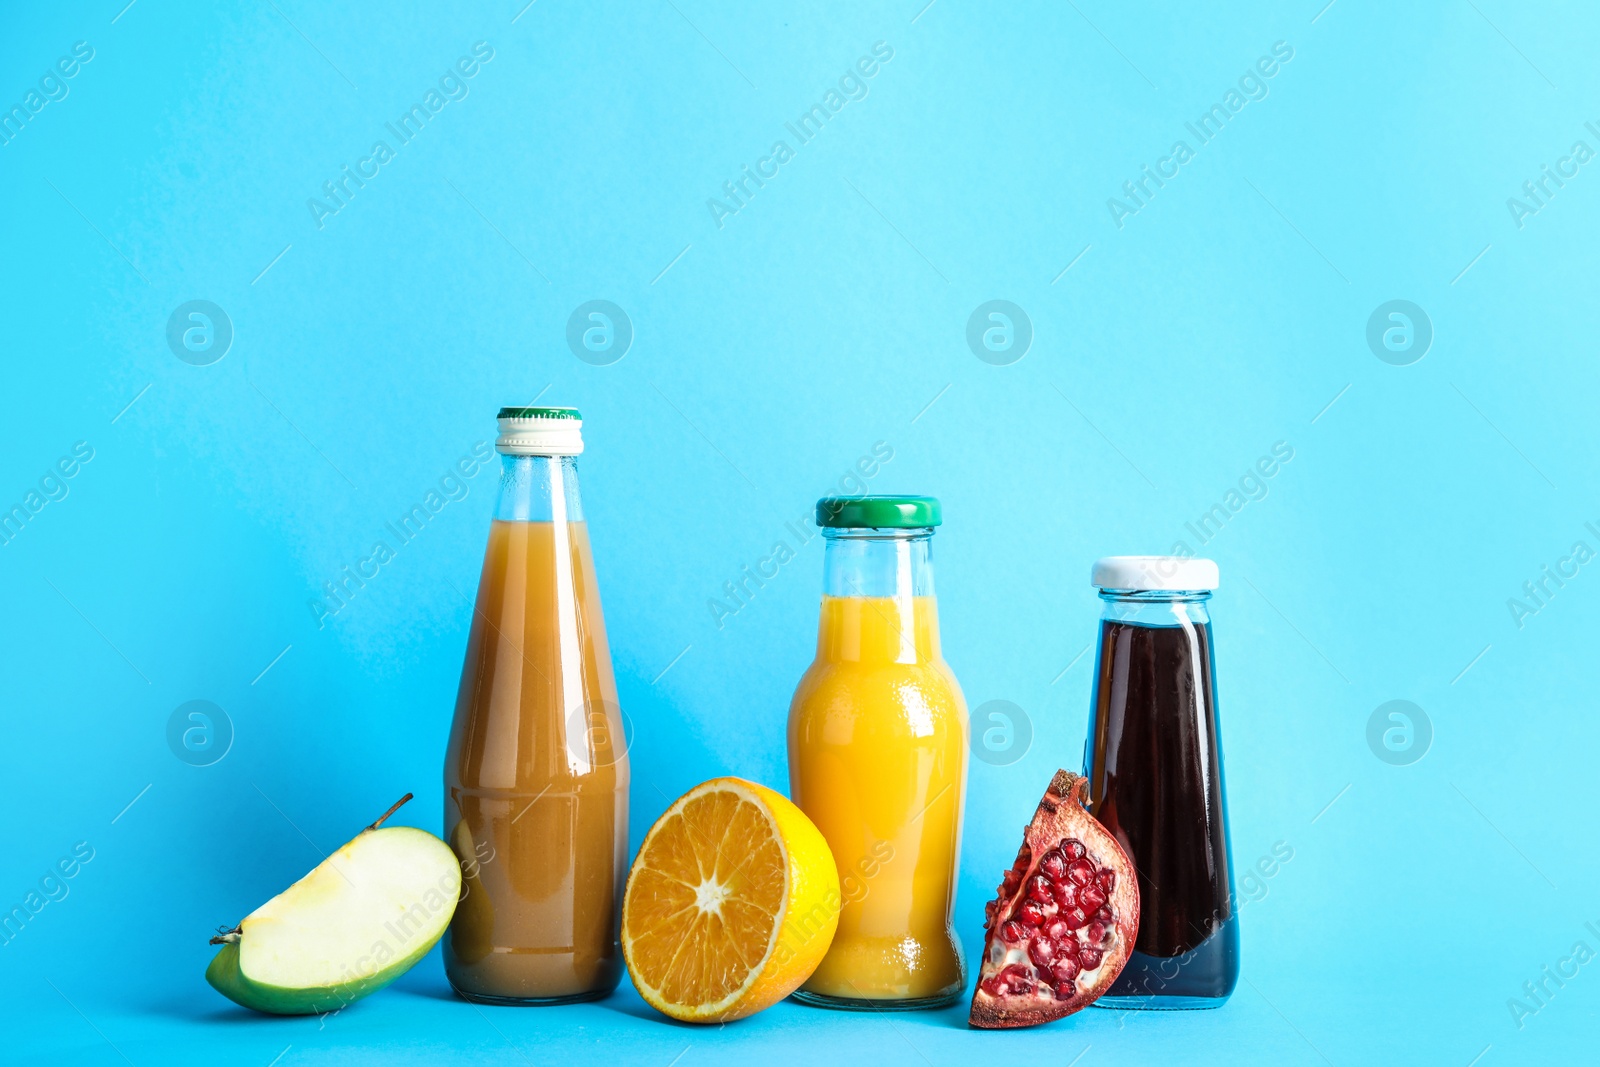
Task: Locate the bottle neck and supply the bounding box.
[817,527,939,663]
[1097,589,1212,627]
[494,454,584,522]
[821,527,935,596]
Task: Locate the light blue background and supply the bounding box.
[2,1,1596,1063]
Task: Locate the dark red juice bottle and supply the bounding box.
[1083,556,1238,1009]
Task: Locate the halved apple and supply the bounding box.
[205,795,461,1015]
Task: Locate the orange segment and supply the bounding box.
[622,778,841,1022]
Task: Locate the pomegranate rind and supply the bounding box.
[968,769,1140,1030]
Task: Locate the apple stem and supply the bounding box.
[209,925,241,945]
[366,792,414,833]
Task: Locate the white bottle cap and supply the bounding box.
[496,406,584,456]
[1091,555,1220,592]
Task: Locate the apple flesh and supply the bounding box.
[206,797,461,1015]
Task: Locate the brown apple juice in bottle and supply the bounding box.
[444,407,629,1004]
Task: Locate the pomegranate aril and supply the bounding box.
[1051,957,1080,985]
[1078,946,1104,970]
[1026,874,1053,904]
[1054,936,1080,963]
[1087,921,1106,944]
[1097,868,1116,893]
[999,963,1034,995]
[1000,920,1026,943]
[1044,918,1070,942]
[1018,900,1046,927]
[1067,858,1095,886]
[1079,884,1107,913]
[1051,880,1079,909]
[1060,838,1086,860]
[1028,937,1057,968]
[1096,905,1113,922]
[1062,906,1090,930]
[980,974,1004,996]
[1039,849,1067,881]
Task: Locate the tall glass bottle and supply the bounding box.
[788,495,968,1010]
[1082,556,1238,1009]
[443,407,629,1005]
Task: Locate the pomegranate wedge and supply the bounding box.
[969,770,1139,1029]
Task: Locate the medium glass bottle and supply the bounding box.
[1083,556,1238,1009]
[443,407,629,1005]
[787,495,969,1010]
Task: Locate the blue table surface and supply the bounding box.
[1,947,1543,1066]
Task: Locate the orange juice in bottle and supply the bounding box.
[787,495,968,1008]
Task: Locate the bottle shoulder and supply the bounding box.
[790,657,968,719]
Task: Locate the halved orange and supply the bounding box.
[621,777,840,1022]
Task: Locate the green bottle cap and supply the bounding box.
[816,495,941,529]
[496,406,583,455]
[497,406,581,420]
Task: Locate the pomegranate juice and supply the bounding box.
[1085,618,1238,1006]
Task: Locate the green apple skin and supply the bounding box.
[205,928,439,1015]
[205,824,461,1016]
